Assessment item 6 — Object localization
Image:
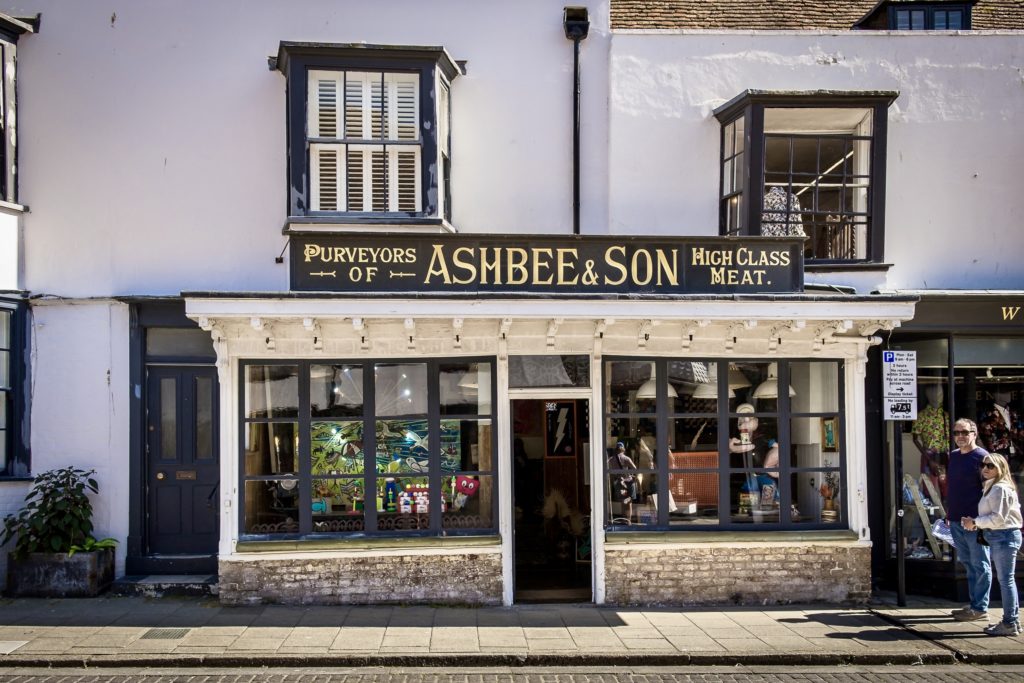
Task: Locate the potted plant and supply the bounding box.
[819,471,840,520]
[2,466,117,597]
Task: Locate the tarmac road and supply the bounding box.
[2,666,1024,682]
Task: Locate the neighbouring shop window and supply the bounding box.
[240,358,496,537]
[886,335,1024,566]
[604,358,844,530]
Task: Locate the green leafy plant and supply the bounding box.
[1,467,104,559]
[67,536,118,557]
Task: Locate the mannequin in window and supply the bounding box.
[978,390,1023,476]
[729,403,779,501]
[761,186,807,237]
[912,384,950,500]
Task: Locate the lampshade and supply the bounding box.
[636,362,677,399]
[727,363,752,390]
[752,362,796,399]
[458,363,479,389]
[692,364,736,399]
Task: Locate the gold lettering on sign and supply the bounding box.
[604,246,628,285]
[480,247,500,285]
[425,244,452,284]
[451,247,477,285]
[532,248,554,285]
[556,248,578,285]
[1003,306,1021,321]
[507,248,529,285]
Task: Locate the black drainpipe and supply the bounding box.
[563,7,589,235]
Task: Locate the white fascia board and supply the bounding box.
[186,296,916,324]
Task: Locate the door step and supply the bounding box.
[111,574,218,598]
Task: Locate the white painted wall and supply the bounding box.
[14,0,610,298]
[609,31,1024,291]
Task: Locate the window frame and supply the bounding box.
[276,43,461,226]
[0,14,35,205]
[714,91,897,265]
[237,356,498,540]
[602,357,847,532]
[0,297,29,479]
[888,4,971,30]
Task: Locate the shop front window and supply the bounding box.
[604,358,845,530]
[240,358,496,538]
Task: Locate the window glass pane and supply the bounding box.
[0,349,8,388]
[440,362,492,415]
[160,377,176,461]
[729,414,779,469]
[508,355,589,388]
[895,9,910,30]
[375,362,427,416]
[764,136,790,176]
[196,376,214,461]
[948,10,963,30]
[443,473,494,529]
[244,422,299,475]
[722,158,734,195]
[146,328,215,359]
[934,11,948,30]
[954,337,1024,366]
[0,310,9,348]
[246,365,299,418]
[244,479,300,534]
[764,108,872,135]
[311,364,364,417]
[734,116,745,154]
[378,475,431,531]
[790,361,840,413]
[911,9,925,30]
[891,337,949,368]
[376,418,430,474]
[311,420,365,475]
[606,417,656,468]
[606,473,636,526]
[606,361,657,414]
[669,416,718,454]
[808,470,842,524]
[669,451,720,527]
[724,121,735,158]
[441,418,493,472]
[730,472,780,524]
[631,473,659,525]
[311,478,366,533]
[0,391,6,430]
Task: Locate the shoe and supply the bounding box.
[951,606,970,617]
[984,621,1021,636]
[953,607,989,622]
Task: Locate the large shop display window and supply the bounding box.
[603,358,845,530]
[888,337,1024,564]
[240,358,496,538]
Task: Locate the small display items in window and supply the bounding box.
[761,186,807,237]
[820,471,839,521]
[452,475,480,511]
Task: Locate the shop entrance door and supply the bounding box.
[144,366,220,570]
[511,398,592,602]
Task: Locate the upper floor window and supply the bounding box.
[0,13,35,205]
[892,4,970,30]
[275,43,460,231]
[714,91,897,264]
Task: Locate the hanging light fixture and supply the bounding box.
[458,363,479,390]
[693,363,735,399]
[636,362,677,399]
[727,363,752,390]
[752,362,796,399]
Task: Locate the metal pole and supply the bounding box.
[572,35,581,235]
[894,420,906,606]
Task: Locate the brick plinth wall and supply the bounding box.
[604,543,871,605]
[218,551,503,606]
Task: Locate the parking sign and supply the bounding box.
[882,350,917,420]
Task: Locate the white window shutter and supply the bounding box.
[308,71,342,138]
[311,143,344,211]
[393,148,420,213]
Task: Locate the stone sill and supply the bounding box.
[604,529,860,546]
[235,534,500,554]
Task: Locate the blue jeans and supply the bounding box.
[986,528,1022,625]
[951,521,992,612]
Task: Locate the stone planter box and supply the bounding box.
[5,548,115,597]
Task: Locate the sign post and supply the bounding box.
[883,350,917,607]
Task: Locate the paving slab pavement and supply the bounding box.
[0,592,1022,668]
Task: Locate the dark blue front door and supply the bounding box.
[146,366,219,556]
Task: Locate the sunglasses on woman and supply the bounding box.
[981,462,997,470]
[953,430,974,436]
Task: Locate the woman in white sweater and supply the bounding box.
[962,453,1024,636]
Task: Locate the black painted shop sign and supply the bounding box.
[290,234,804,295]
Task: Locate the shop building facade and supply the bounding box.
[1,1,1021,606]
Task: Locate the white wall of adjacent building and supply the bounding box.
[608,31,1024,292]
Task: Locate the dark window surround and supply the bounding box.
[0,296,30,479]
[274,42,461,226]
[713,90,897,266]
[853,1,974,30]
[0,14,37,205]
[603,357,847,532]
[889,4,972,30]
[238,356,498,540]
